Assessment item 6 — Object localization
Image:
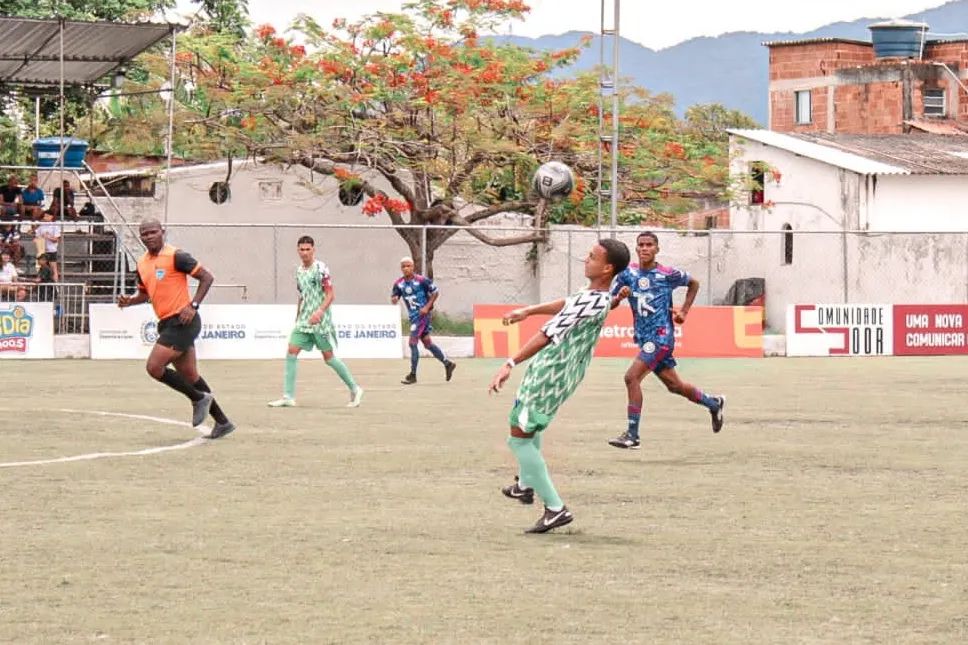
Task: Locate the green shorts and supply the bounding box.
[509,399,553,434]
[289,328,336,352]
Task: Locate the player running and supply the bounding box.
[268,235,363,408]
[117,219,235,438]
[608,231,724,450]
[490,238,630,533]
[391,257,456,385]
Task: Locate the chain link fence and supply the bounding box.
[51,221,968,334]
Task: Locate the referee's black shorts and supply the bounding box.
[157,313,202,352]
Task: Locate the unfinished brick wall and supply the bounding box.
[768,39,968,133]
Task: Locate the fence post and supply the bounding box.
[420,225,428,275]
[842,229,849,303]
[566,229,572,295]
[706,232,713,305]
[272,224,279,303]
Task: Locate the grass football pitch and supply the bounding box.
[1,357,966,643]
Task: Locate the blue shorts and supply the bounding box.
[408,314,432,344]
[637,340,676,374]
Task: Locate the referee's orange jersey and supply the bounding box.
[136,244,202,320]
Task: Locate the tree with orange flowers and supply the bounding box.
[117,0,755,276]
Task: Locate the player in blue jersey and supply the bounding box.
[391,256,456,385]
[608,231,725,449]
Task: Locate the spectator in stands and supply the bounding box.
[51,180,78,220]
[34,253,55,301]
[21,174,45,220]
[0,221,22,263]
[33,211,60,280]
[14,285,28,302]
[1,174,22,219]
[0,250,18,294]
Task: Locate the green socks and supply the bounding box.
[325,357,358,393]
[284,354,357,398]
[284,353,297,398]
[507,434,563,510]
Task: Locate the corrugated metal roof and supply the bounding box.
[0,17,173,87]
[727,129,910,175]
[762,37,872,48]
[904,118,968,136]
[729,129,968,175]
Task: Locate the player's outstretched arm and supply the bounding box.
[488,331,552,394]
[502,298,567,325]
[611,285,630,310]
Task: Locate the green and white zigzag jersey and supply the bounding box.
[516,288,611,416]
[294,260,334,333]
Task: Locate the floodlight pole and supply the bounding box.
[597,0,621,238]
[164,27,177,225]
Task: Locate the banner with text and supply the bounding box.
[89,304,402,359]
[474,305,763,358]
[785,304,893,356]
[893,305,968,355]
[0,302,54,359]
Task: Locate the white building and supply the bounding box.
[726,129,968,327]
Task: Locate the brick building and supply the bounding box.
[766,29,968,134]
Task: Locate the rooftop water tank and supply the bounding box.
[869,19,929,59]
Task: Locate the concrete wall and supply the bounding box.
[100,156,968,334]
[110,161,537,317]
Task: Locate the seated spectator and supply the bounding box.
[21,174,45,220]
[1,174,22,219]
[0,250,18,294]
[0,222,22,264]
[14,285,28,302]
[51,180,78,220]
[33,211,61,280]
[34,254,56,301]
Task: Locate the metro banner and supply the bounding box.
[893,305,968,355]
[474,305,763,359]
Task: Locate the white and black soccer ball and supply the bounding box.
[532,161,575,200]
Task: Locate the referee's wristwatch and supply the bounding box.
[190,301,200,310]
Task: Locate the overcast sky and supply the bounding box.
[174,0,953,49]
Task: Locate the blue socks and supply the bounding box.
[627,405,642,440]
[427,343,446,363]
[409,344,419,374]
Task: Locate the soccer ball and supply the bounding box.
[532,161,575,200]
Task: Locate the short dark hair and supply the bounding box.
[297,235,314,246]
[637,231,658,244]
[598,238,631,276]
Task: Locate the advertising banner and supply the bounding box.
[89,304,402,359]
[785,304,893,356]
[0,302,54,359]
[893,305,968,356]
[474,305,762,358]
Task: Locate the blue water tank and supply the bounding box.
[869,19,929,59]
[32,137,89,168]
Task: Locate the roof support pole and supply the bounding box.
[59,18,65,223]
[164,27,176,225]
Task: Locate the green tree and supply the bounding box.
[110,0,752,275]
[0,0,173,21]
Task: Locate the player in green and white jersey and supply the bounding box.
[268,235,363,408]
[489,238,630,533]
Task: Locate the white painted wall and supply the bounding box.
[109,161,537,317]
[871,175,968,231]
[97,151,968,333]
